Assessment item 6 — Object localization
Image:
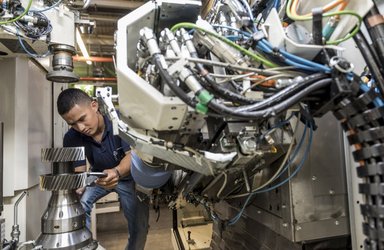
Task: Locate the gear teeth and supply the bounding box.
[41,147,85,162]
[40,173,87,191]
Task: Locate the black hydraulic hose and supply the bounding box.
[235,73,329,112]
[195,63,258,105]
[208,78,332,119]
[364,4,384,59]
[152,54,197,108]
[354,31,384,95]
[364,5,384,80]
[188,51,258,105]
[192,53,327,110]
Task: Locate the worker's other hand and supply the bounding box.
[76,187,86,196]
[95,168,119,189]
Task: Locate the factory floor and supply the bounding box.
[96,204,174,250]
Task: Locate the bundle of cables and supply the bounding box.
[15,11,52,40]
[159,22,336,119]
[155,0,367,120]
[0,0,59,58]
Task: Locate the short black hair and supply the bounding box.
[57,88,93,115]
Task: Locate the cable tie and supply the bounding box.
[312,7,324,45]
[251,31,265,45]
[329,56,354,73]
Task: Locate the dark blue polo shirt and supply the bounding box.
[63,115,130,172]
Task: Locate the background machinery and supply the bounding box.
[111,0,384,249]
[2,0,384,249]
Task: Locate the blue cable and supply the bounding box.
[226,35,244,41]
[17,34,50,58]
[210,6,329,72]
[284,58,324,71]
[259,39,330,72]
[228,123,308,225]
[273,0,280,9]
[261,124,313,191]
[32,0,62,12]
[257,40,273,53]
[360,83,384,107]
[256,38,329,71]
[267,122,308,182]
[212,23,330,72]
[228,122,313,225]
[212,26,317,71]
[211,0,330,72]
[279,49,330,72]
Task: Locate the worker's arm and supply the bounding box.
[75,165,86,173]
[96,150,131,189]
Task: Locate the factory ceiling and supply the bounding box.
[76,0,147,57]
[72,0,147,79]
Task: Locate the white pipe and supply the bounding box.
[83,0,91,9]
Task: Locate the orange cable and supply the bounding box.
[347,126,365,166]
[249,75,276,87]
[291,0,348,18]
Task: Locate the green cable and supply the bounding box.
[286,0,362,45]
[324,12,361,45]
[170,22,277,68]
[0,0,33,25]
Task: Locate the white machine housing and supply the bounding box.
[116,0,201,131]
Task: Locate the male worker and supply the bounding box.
[57,88,149,250]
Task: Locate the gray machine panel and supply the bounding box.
[243,113,349,243]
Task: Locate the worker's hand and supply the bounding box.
[95,168,119,189]
[76,187,86,196]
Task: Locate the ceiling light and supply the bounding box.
[75,27,92,65]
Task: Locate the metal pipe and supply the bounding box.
[13,191,28,226]
[79,77,117,82]
[83,0,91,9]
[11,191,28,244]
[73,56,113,62]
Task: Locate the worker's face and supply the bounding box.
[61,101,100,137]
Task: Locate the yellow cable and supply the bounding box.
[286,0,362,45]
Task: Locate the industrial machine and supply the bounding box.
[110,0,384,249]
[0,0,94,248]
[2,0,384,249]
[36,147,97,250]
[0,0,78,83]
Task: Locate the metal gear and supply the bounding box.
[40,173,87,191]
[41,147,85,162]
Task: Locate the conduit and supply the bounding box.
[80,77,117,81]
[73,56,113,63]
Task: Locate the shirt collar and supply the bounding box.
[101,115,112,140]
